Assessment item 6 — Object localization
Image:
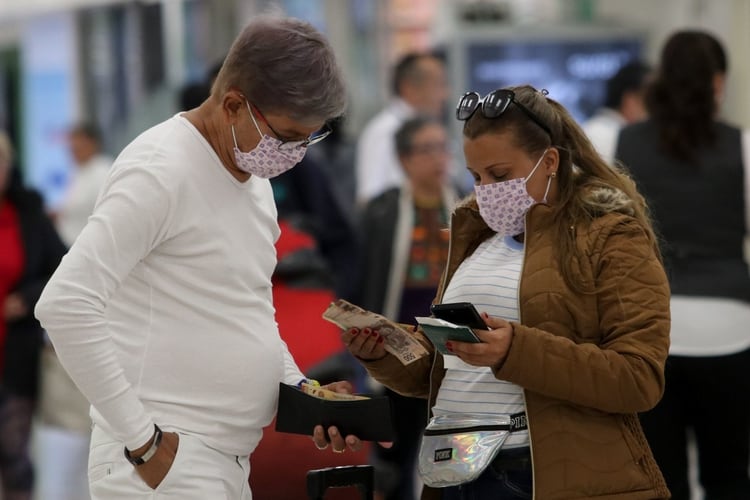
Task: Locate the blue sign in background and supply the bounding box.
[466,38,642,122]
[21,13,77,210]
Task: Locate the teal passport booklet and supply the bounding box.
[415,316,482,355]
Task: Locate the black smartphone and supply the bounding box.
[430,302,488,330]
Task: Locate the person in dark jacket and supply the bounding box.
[617,31,750,500]
[358,117,457,500]
[0,131,67,499]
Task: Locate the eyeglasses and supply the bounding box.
[455,89,551,136]
[407,141,449,156]
[252,104,333,151]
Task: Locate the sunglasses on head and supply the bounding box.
[455,89,552,136]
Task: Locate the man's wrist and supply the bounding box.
[124,424,162,466]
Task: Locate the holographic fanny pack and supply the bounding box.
[418,412,527,488]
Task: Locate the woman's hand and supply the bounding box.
[340,327,387,361]
[310,380,393,453]
[447,313,514,368]
[132,431,180,490]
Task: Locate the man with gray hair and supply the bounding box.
[35,15,355,499]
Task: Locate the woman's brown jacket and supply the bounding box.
[363,194,672,499]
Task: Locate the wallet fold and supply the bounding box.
[275,383,395,442]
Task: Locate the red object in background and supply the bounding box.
[249,220,369,499]
[272,284,343,374]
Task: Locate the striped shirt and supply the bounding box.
[432,233,529,448]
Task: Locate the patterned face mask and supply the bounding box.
[231,101,306,178]
[474,149,551,237]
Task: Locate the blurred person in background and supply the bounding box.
[55,123,113,245]
[356,51,449,205]
[582,60,651,164]
[177,60,224,112]
[35,122,112,500]
[34,15,362,500]
[0,131,66,500]
[358,117,457,500]
[270,115,360,302]
[617,30,750,500]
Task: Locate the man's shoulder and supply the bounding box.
[115,117,205,178]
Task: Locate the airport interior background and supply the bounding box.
[0,0,749,499]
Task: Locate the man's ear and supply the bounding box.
[222,90,245,121]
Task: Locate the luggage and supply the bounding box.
[306,465,374,500]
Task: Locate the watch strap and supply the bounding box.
[124,425,162,466]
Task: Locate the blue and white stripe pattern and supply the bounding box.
[432,233,529,448]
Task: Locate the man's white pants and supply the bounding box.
[88,425,252,499]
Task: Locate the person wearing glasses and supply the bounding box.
[331,85,671,499]
[358,117,457,500]
[355,52,449,205]
[34,16,358,500]
[618,31,750,500]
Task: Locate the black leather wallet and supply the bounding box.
[275,382,395,442]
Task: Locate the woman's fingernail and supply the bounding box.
[363,328,372,336]
[350,328,359,336]
[446,342,454,352]
[377,336,384,344]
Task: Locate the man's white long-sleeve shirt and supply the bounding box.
[35,114,305,456]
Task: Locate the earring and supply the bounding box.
[550,172,557,178]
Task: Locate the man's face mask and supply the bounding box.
[231,101,306,178]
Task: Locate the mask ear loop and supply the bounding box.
[245,100,264,136]
[542,171,555,203]
[230,125,240,149]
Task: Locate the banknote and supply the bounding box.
[322,299,429,365]
[299,382,370,401]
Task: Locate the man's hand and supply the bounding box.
[310,381,392,453]
[131,431,180,489]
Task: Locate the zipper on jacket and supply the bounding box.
[518,211,536,500]
[426,213,455,427]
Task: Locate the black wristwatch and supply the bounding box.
[124,424,163,466]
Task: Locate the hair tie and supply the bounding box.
[540,88,549,96]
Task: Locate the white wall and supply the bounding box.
[0,0,123,22]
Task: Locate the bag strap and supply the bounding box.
[509,411,528,432]
[423,411,528,436]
